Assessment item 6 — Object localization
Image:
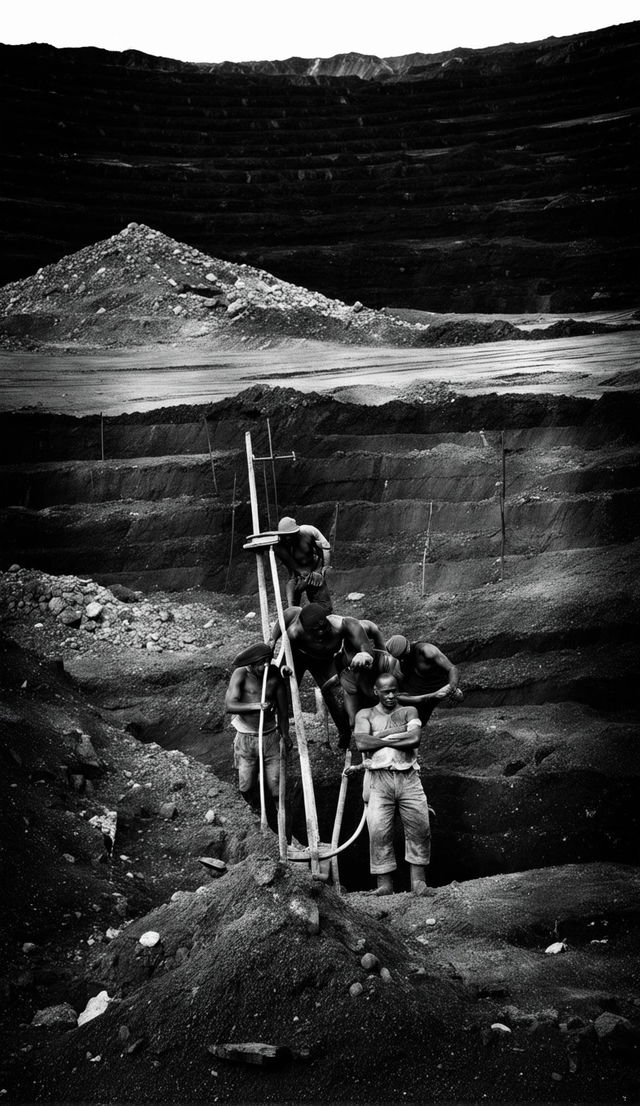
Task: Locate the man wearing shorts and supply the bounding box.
[225,641,291,823]
[352,673,432,896]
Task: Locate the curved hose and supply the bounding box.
[289,805,367,863]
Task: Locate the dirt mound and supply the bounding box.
[414,318,523,346]
[25,855,471,1104]
[0,635,267,1090]
[4,224,633,357]
[12,840,640,1105]
[0,223,427,352]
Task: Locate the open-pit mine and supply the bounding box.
[1,22,640,1106]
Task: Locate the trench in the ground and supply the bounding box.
[125,691,639,892]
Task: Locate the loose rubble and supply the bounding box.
[0,565,227,658]
[0,223,430,351]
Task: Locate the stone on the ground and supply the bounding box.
[594,1012,640,1046]
[288,897,320,936]
[208,1042,291,1066]
[198,856,227,876]
[59,609,82,627]
[349,982,364,997]
[32,1003,78,1029]
[159,801,178,820]
[252,858,279,886]
[85,601,103,619]
[361,953,380,972]
[88,809,117,850]
[139,931,161,948]
[77,990,111,1026]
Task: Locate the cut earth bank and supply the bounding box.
[1,381,640,1104]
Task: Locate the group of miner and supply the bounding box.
[225,515,463,897]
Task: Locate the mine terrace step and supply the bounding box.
[2,407,635,464]
[0,455,236,506]
[457,641,639,711]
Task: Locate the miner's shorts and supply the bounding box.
[365,767,431,874]
[233,729,281,798]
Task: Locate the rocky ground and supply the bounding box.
[2,554,640,1104]
[0,564,241,659]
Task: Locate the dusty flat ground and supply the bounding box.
[1,328,639,414]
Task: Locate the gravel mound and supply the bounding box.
[0,564,236,660]
[6,222,628,355]
[0,223,427,351]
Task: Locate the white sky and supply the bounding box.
[1,0,638,63]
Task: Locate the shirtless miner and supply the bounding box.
[385,635,463,726]
[273,516,333,612]
[269,602,374,750]
[224,642,291,824]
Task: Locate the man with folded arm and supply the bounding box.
[350,673,432,896]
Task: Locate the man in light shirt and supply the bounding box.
[351,673,432,896]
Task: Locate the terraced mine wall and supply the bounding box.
[2,386,639,888]
[1,388,638,597]
[2,20,639,310]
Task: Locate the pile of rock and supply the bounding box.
[0,222,426,350]
[0,565,224,656]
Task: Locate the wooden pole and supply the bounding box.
[500,431,506,581]
[245,431,270,640]
[278,736,287,861]
[268,547,321,876]
[203,417,218,493]
[329,501,339,550]
[421,500,433,598]
[257,662,270,835]
[262,463,272,530]
[266,418,279,520]
[330,750,351,892]
[224,472,237,593]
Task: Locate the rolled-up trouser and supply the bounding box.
[365,767,431,874]
[233,729,281,801]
